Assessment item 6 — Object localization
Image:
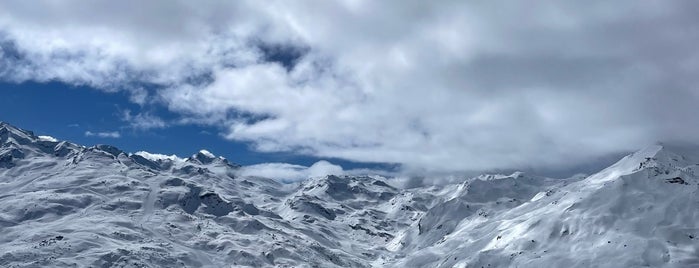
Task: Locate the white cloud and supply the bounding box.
[121,110,167,130]
[85,131,121,138]
[2,1,699,173]
[37,135,58,142]
[238,160,344,182]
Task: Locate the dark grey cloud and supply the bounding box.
[0,0,698,174]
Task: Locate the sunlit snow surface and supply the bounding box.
[1,122,699,267]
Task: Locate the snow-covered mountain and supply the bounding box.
[1,122,699,267]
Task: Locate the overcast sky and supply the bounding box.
[1,1,698,175]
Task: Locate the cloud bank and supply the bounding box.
[237,161,344,182]
[2,1,699,173]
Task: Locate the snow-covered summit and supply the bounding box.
[389,145,699,267]
[0,121,36,145]
[132,151,183,162]
[186,149,230,165]
[198,149,215,158]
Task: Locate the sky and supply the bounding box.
[0,81,394,178]
[1,1,698,180]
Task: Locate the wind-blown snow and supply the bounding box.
[1,122,699,267]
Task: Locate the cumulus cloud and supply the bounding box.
[84,131,121,138]
[2,1,699,173]
[237,160,344,182]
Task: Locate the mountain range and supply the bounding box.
[1,122,698,267]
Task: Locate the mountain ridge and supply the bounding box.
[1,122,698,267]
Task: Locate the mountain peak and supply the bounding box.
[0,122,36,146]
[583,144,697,185]
[133,151,182,162]
[0,121,19,132]
[631,144,664,157]
[198,149,215,158]
[187,149,222,165]
[93,144,124,157]
[624,144,699,168]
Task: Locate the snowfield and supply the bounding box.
[1,122,699,267]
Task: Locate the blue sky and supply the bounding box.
[1,1,698,178]
[0,81,394,171]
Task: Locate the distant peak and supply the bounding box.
[608,144,664,169]
[94,144,124,157]
[624,144,697,166]
[0,122,36,145]
[198,149,215,158]
[187,149,219,164]
[133,151,183,162]
[0,122,17,131]
[631,144,664,158]
[586,144,695,184]
[509,171,525,178]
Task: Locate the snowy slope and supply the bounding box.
[1,122,699,267]
[390,145,699,268]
